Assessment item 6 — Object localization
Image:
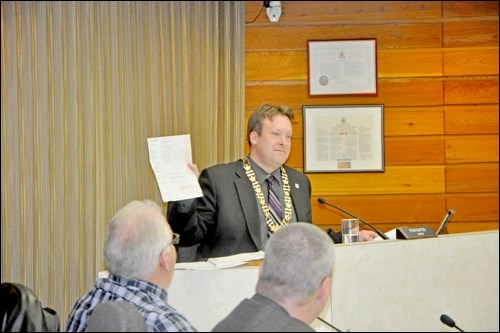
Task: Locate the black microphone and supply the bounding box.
[317,317,344,332]
[317,197,390,240]
[440,314,465,332]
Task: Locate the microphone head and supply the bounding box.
[440,314,456,328]
[318,197,326,204]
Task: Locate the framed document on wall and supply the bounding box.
[307,39,377,96]
[303,105,384,173]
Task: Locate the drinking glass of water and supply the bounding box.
[341,219,359,244]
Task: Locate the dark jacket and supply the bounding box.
[168,159,339,260]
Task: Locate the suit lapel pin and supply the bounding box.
[295,183,299,189]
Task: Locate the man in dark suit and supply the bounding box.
[167,103,376,260]
[212,222,336,332]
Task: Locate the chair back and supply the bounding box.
[86,301,147,332]
[0,282,60,332]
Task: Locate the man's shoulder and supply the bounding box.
[214,294,314,332]
[204,160,243,176]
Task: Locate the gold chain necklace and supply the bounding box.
[242,157,292,232]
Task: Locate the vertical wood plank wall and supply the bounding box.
[245,1,499,233]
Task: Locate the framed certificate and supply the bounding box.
[303,105,384,173]
[307,39,377,96]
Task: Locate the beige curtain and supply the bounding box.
[1,0,245,327]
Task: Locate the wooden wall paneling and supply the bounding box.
[445,105,499,135]
[246,78,444,109]
[309,165,445,195]
[447,222,499,234]
[320,222,462,234]
[445,134,499,163]
[358,78,444,107]
[275,1,442,22]
[385,136,445,166]
[311,194,446,224]
[444,76,499,104]
[446,193,499,222]
[245,48,445,81]
[245,51,306,81]
[314,222,448,236]
[288,139,304,169]
[315,216,499,235]
[443,21,500,47]
[246,1,442,24]
[446,163,499,193]
[291,110,303,139]
[246,1,499,234]
[443,1,499,17]
[246,24,443,51]
[443,46,499,76]
[378,49,443,78]
[384,107,444,136]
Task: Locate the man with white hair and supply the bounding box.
[67,199,196,332]
[212,222,335,332]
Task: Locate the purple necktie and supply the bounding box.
[267,175,283,227]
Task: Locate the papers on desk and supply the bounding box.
[208,251,265,267]
[147,134,203,202]
[175,251,265,270]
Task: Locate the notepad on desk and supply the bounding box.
[208,251,265,267]
[174,251,265,270]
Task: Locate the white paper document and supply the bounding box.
[174,261,247,270]
[207,251,265,268]
[147,134,203,202]
[175,251,265,270]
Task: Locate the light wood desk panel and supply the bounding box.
[169,231,499,332]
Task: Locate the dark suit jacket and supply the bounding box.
[167,159,341,260]
[211,293,314,332]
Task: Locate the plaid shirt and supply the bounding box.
[66,274,196,332]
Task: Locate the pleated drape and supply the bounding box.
[1,1,245,327]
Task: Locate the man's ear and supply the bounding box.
[249,131,258,145]
[317,275,332,304]
[159,249,172,272]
